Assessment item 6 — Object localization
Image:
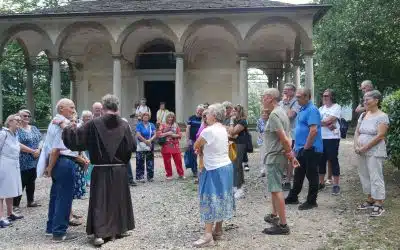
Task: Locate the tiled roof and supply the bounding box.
[13,0,298,15]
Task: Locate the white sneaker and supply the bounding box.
[93,238,104,246]
[234,188,245,199]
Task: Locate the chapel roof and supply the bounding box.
[0,0,329,18]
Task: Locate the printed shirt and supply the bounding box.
[159,123,181,154]
[17,126,42,171]
[294,102,323,153]
[279,97,301,139]
[256,118,267,146]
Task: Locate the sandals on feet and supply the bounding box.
[370,205,385,217]
[193,234,215,248]
[357,201,374,210]
[69,218,82,226]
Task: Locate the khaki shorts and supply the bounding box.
[266,156,286,192]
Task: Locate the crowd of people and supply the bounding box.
[0,79,390,247]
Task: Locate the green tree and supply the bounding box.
[314,0,400,120]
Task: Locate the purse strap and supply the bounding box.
[0,131,8,155]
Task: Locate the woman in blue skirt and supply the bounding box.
[193,103,235,248]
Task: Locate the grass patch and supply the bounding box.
[324,163,400,249]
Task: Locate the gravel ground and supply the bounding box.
[0,139,356,249]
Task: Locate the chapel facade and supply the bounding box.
[0,0,329,122]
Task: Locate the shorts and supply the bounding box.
[266,162,285,192]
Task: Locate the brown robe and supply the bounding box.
[63,114,135,238]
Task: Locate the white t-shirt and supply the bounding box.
[200,123,231,171]
[319,104,341,139]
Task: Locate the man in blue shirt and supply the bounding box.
[285,88,323,210]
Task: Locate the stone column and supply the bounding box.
[51,58,61,115]
[26,65,35,118]
[175,53,184,123]
[304,51,315,102]
[113,55,122,103]
[239,54,248,111]
[292,60,301,89]
[0,71,3,123]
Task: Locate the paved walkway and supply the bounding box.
[0,139,357,249]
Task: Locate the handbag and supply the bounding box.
[228,142,237,162]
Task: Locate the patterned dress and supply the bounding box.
[73,154,86,199]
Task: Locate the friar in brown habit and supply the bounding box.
[62,94,135,246]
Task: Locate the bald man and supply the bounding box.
[92,102,103,118]
[37,98,79,242]
[355,80,374,114]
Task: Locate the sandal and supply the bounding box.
[370,205,385,217]
[212,230,223,240]
[357,201,374,210]
[69,218,82,226]
[193,234,215,248]
[72,214,83,219]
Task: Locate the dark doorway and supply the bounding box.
[144,81,175,123]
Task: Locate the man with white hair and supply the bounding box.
[261,88,299,235]
[92,102,103,118]
[185,104,205,177]
[135,98,151,121]
[37,98,79,242]
[355,80,374,114]
[63,94,135,246]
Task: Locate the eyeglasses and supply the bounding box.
[322,95,330,97]
[22,115,31,118]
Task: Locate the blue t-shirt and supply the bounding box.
[136,122,156,140]
[187,115,202,141]
[294,102,323,153]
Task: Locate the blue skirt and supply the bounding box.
[199,163,235,223]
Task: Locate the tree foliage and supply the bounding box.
[314,0,400,118]
[1,0,71,127]
[382,90,400,168]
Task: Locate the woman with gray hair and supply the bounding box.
[13,109,42,210]
[354,90,389,217]
[193,103,234,247]
[0,114,24,228]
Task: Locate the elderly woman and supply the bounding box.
[318,89,342,195]
[159,112,185,180]
[0,114,24,228]
[354,90,389,217]
[136,112,156,182]
[193,103,234,247]
[13,110,42,211]
[228,104,249,199]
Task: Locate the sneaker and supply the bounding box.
[298,202,318,210]
[0,219,11,228]
[318,183,326,191]
[357,201,375,210]
[166,176,173,181]
[325,179,332,186]
[262,224,290,235]
[53,232,79,242]
[285,197,299,205]
[27,202,41,208]
[147,178,154,182]
[282,182,291,191]
[45,232,53,237]
[8,213,24,221]
[234,188,245,199]
[130,181,138,186]
[332,185,340,196]
[137,179,146,183]
[264,214,279,225]
[259,171,266,178]
[13,207,21,213]
[93,237,104,246]
[178,176,186,180]
[244,166,250,171]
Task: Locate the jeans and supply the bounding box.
[136,151,154,180]
[287,148,321,204]
[127,161,134,183]
[13,168,37,207]
[233,144,246,188]
[46,156,75,237]
[185,144,198,175]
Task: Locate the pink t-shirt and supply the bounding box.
[196,123,207,140]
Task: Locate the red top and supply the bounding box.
[158,123,182,154]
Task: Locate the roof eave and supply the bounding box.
[0,4,332,19]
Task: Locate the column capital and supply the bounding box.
[174,52,185,58]
[112,54,122,60]
[303,50,315,57]
[48,56,62,62]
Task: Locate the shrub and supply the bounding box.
[381,90,400,168]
